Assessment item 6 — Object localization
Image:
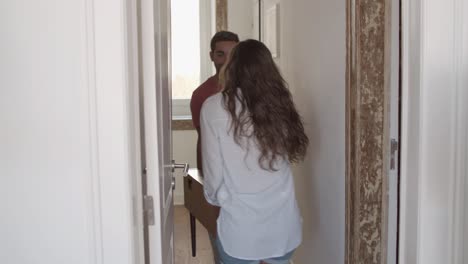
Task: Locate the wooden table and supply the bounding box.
[183,168,219,257]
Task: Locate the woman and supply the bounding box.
[200,39,309,264]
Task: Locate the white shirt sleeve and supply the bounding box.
[200,101,223,206]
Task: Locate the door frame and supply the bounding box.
[346,0,468,263]
[123,0,146,263]
[345,0,394,263]
[127,0,175,263]
[78,0,146,263]
[398,0,468,263]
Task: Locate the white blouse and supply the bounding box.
[200,93,302,260]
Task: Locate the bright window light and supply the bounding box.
[171,0,201,99]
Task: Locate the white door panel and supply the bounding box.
[139,0,174,263]
[156,0,174,262]
[1,1,138,264]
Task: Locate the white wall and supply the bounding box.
[172,130,197,204]
[277,1,346,263]
[227,0,255,40]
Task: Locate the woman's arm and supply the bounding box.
[200,103,224,206]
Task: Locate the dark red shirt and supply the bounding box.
[190,76,221,171]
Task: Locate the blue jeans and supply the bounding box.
[214,236,295,264]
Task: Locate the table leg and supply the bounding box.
[190,213,196,257]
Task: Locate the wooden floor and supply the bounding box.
[175,205,215,264]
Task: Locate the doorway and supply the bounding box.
[165,0,468,263]
[168,0,402,264]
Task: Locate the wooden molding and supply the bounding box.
[172,119,194,131]
[346,0,392,263]
[216,0,227,31]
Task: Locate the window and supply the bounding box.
[171,0,215,118]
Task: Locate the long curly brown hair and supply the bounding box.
[221,39,309,170]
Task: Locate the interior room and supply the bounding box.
[170,0,347,263]
[2,0,467,264]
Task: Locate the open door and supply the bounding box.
[138,0,175,263]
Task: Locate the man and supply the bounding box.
[190,31,239,172]
[190,30,239,264]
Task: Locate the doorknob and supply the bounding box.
[171,160,189,176]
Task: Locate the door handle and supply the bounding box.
[171,160,189,176]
